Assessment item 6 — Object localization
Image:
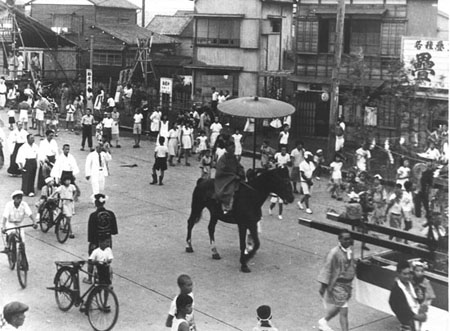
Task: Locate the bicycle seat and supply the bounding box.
[55,260,86,268]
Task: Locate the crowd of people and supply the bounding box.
[0,80,446,331]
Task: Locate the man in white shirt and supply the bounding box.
[2,191,36,246]
[102,112,114,145]
[290,141,305,194]
[123,83,133,115]
[80,109,94,151]
[51,144,80,185]
[298,151,314,214]
[16,134,39,197]
[85,143,112,197]
[211,87,219,111]
[37,129,58,189]
[7,122,28,176]
[133,109,144,148]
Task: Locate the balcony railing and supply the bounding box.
[195,38,240,48]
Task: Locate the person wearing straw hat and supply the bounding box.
[2,190,36,249]
[1,301,29,329]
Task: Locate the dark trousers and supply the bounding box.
[22,158,37,195]
[103,127,112,144]
[7,142,23,175]
[82,125,93,148]
[414,190,429,218]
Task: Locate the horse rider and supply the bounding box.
[214,137,245,214]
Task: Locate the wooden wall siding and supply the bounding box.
[240,19,260,49]
[95,7,137,26]
[296,19,318,52]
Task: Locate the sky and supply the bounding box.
[130,0,194,25]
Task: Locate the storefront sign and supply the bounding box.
[160,77,173,95]
[86,69,92,92]
[402,37,449,89]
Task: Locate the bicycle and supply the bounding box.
[39,198,71,243]
[1,223,35,289]
[48,260,119,331]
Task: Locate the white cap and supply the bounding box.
[373,174,383,180]
[347,191,360,201]
[304,151,313,158]
[11,190,24,198]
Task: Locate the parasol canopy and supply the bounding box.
[217,96,295,119]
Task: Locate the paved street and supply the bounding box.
[0,113,404,331]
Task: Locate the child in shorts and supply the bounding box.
[253,305,278,331]
[166,274,196,331]
[7,108,15,130]
[88,237,113,286]
[268,193,284,220]
[150,136,168,185]
[50,175,76,238]
[35,177,56,222]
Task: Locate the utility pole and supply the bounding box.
[89,35,94,71]
[327,0,346,160]
[141,0,145,27]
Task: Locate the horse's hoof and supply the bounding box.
[241,265,251,273]
[212,253,221,260]
[185,247,194,253]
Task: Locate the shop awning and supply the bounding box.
[185,64,243,71]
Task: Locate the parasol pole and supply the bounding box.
[253,117,257,170]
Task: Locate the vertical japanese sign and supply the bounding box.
[86,69,92,93]
[160,77,173,95]
[402,37,449,89]
[160,77,173,111]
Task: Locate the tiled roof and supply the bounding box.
[94,24,178,45]
[146,15,192,36]
[89,0,139,10]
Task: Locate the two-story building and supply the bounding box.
[290,0,448,147]
[25,0,177,84]
[188,0,294,104]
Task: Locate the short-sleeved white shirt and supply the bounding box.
[274,152,290,167]
[133,113,143,124]
[330,161,343,179]
[155,145,168,158]
[3,201,32,225]
[290,148,304,167]
[89,247,114,263]
[102,118,114,128]
[299,160,313,181]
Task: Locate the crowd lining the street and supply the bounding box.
[0,81,447,331]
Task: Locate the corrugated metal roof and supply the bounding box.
[89,0,139,10]
[146,15,192,36]
[93,24,178,45]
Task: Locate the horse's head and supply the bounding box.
[266,166,294,204]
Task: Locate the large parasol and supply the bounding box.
[218,96,296,168]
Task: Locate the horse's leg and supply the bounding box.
[238,224,251,273]
[185,214,196,253]
[245,222,260,261]
[208,216,221,260]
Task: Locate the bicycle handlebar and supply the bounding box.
[3,223,36,231]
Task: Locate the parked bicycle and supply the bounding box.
[39,198,71,243]
[1,223,36,289]
[48,260,119,331]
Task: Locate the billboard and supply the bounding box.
[402,37,449,89]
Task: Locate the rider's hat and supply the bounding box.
[256,305,272,321]
[45,177,54,184]
[11,190,24,198]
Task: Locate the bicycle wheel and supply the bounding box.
[7,236,17,270]
[40,208,52,233]
[16,246,28,289]
[56,216,70,243]
[87,286,119,331]
[54,267,75,311]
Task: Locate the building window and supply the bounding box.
[51,14,83,35]
[118,18,130,25]
[196,18,240,47]
[271,19,281,33]
[318,19,380,55]
[93,52,122,66]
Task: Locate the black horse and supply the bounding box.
[185,166,294,272]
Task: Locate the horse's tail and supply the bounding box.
[187,179,210,224]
